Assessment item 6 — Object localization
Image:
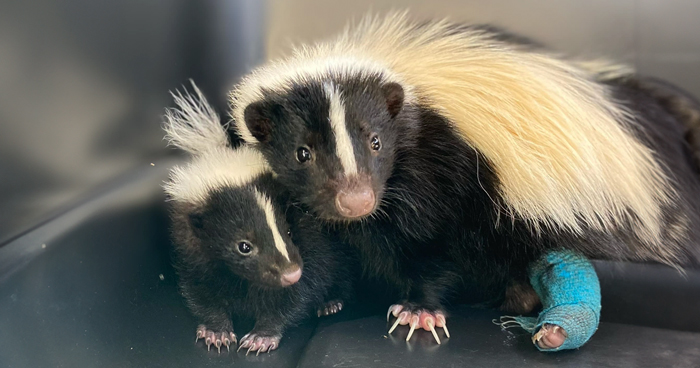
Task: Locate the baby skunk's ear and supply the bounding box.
[243,101,285,142]
[381,82,405,118]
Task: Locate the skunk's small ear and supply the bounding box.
[381,83,405,118]
[244,101,285,142]
[188,211,205,230]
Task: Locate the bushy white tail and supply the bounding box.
[163,80,229,155]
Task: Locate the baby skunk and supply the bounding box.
[227,13,700,345]
[163,84,356,354]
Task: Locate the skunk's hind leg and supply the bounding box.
[498,250,601,352]
[499,279,541,314]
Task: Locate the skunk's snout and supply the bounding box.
[280,265,302,286]
[334,174,376,218]
[336,187,375,218]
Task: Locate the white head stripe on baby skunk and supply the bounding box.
[164,146,271,205]
[164,80,229,154]
[324,82,358,176]
[230,12,676,254]
[253,190,291,261]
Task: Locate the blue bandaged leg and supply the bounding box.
[508,249,601,351]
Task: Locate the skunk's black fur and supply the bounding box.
[242,77,540,312]
[229,15,700,321]
[169,173,358,347]
[239,67,700,317]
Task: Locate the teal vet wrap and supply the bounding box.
[501,249,601,352]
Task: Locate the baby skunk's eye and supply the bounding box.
[296,146,312,163]
[287,229,292,237]
[370,134,381,151]
[237,241,253,255]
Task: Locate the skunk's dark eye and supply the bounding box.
[296,147,311,163]
[237,241,253,255]
[287,229,292,237]
[370,135,381,151]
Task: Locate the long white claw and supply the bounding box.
[237,343,246,353]
[429,323,441,345]
[443,324,451,338]
[388,317,402,334]
[195,326,205,343]
[387,304,403,321]
[406,324,417,342]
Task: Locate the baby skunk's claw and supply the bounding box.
[238,332,282,356]
[195,325,237,354]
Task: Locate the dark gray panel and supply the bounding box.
[0,0,265,245]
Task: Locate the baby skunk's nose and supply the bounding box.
[336,187,375,218]
[280,266,302,286]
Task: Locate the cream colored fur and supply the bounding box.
[162,82,272,204]
[230,12,677,259]
[164,146,271,205]
[164,80,229,154]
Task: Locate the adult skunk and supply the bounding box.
[163,85,356,354]
[225,13,700,347]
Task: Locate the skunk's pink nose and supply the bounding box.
[280,267,302,286]
[336,187,376,218]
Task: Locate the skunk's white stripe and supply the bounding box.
[231,56,412,145]
[253,190,290,261]
[324,83,358,176]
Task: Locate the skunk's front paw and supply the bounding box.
[195,324,237,353]
[386,303,449,344]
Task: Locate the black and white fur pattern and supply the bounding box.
[163,84,357,354]
[226,13,700,334]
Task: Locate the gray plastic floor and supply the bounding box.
[1,165,699,368]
